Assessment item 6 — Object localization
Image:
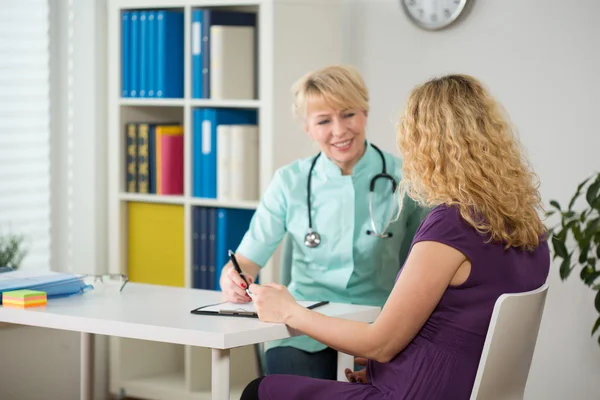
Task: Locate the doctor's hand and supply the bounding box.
[345,357,369,384]
[220,264,254,303]
[249,283,302,324]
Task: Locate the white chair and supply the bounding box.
[470,282,549,400]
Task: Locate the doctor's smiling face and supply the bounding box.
[304,98,368,175]
[292,65,370,176]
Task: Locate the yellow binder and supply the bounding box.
[127,202,184,287]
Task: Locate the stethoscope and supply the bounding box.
[304,143,398,248]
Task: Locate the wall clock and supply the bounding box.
[401,0,469,30]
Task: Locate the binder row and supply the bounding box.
[125,108,260,201]
[121,10,184,98]
[126,123,184,195]
[193,108,259,200]
[192,207,255,290]
[191,8,257,99]
[121,8,257,100]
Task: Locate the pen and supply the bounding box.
[228,250,252,297]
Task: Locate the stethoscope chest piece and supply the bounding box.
[304,230,321,248]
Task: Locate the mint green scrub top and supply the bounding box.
[236,142,429,353]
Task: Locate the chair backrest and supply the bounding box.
[470,282,549,400]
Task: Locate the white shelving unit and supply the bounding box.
[106,0,343,398]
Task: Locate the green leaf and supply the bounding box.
[569,177,591,210]
[581,210,589,223]
[585,217,600,239]
[583,270,600,286]
[594,283,600,291]
[552,235,569,259]
[580,265,593,281]
[586,180,600,209]
[553,228,567,241]
[563,220,580,238]
[579,244,591,264]
[596,290,600,314]
[559,256,573,280]
[593,316,600,335]
[597,244,600,259]
[550,200,562,211]
[573,225,583,242]
[546,210,556,218]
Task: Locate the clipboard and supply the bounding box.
[190,300,329,318]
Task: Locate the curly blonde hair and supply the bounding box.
[397,74,546,251]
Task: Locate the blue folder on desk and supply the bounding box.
[0,271,92,304]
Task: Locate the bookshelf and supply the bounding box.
[107,0,343,398]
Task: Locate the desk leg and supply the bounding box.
[80,332,94,400]
[212,348,230,400]
[337,351,353,382]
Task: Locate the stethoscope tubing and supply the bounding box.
[305,143,397,247]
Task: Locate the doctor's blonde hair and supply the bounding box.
[291,65,369,119]
[397,74,547,251]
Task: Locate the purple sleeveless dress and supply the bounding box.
[257,204,550,400]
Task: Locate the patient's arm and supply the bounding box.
[285,241,466,363]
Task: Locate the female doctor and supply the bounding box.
[219,65,428,380]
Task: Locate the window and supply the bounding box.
[0,1,51,271]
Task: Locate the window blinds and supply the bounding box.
[0,1,51,271]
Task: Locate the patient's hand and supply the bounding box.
[345,357,369,384]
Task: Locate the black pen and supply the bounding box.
[228,250,252,297]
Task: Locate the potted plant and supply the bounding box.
[0,232,28,270]
[547,172,600,346]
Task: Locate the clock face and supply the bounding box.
[401,0,469,30]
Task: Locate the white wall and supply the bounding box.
[342,0,600,398]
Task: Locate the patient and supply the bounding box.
[241,74,551,400]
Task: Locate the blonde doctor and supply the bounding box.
[219,65,428,379]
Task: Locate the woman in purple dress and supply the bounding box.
[241,74,551,400]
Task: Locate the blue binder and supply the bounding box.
[192,108,258,198]
[129,11,140,97]
[192,207,201,289]
[191,9,204,98]
[215,208,255,291]
[199,207,209,289]
[147,11,156,97]
[121,11,130,98]
[156,10,184,98]
[139,11,148,97]
[207,207,217,290]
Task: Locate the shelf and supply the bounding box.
[119,193,186,205]
[109,1,344,398]
[120,98,186,107]
[119,98,260,108]
[119,193,259,209]
[189,197,259,210]
[117,0,262,9]
[189,99,261,109]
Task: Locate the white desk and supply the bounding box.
[0,282,380,400]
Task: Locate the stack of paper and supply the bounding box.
[2,289,47,308]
